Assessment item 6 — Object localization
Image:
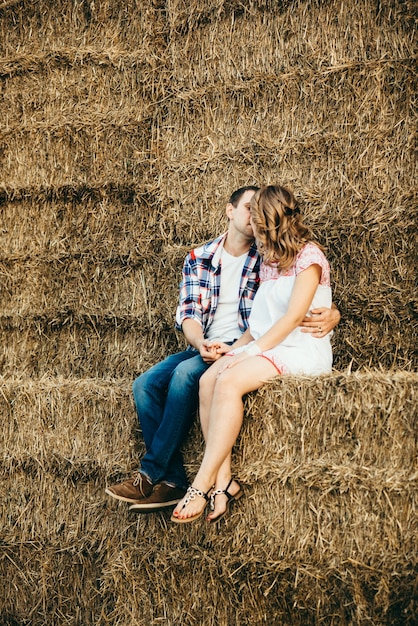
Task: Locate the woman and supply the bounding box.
[172,184,333,523]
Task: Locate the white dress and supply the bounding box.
[230,243,333,375]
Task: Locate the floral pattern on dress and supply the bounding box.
[259,243,330,286]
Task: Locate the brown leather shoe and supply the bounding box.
[105,472,153,504]
[128,482,187,513]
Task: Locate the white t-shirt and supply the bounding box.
[206,249,247,342]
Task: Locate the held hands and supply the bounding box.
[300,306,341,337]
[199,339,231,363]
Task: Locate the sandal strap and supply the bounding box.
[181,485,210,509]
[209,478,235,510]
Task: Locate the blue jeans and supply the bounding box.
[132,349,209,489]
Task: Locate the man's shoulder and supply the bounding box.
[187,233,226,263]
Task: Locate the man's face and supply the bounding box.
[227,189,256,240]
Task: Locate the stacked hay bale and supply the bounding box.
[0,1,416,624]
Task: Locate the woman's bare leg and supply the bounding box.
[199,358,225,440]
[197,359,237,519]
[205,452,240,521]
[173,356,278,520]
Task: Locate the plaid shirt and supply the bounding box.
[175,232,260,341]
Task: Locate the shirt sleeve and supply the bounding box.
[175,253,204,330]
[295,243,331,286]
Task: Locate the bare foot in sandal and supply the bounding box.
[171,485,211,523]
[206,478,243,523]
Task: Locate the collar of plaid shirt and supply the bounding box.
[175,233,260,336]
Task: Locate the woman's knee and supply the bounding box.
[213,368,243,397]
[199,365,217,396]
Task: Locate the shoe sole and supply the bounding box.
[170,509,205,524]
[129,498,183,513]
[105,487,148,504]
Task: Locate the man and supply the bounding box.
[105,186,340,512]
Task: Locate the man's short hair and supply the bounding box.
[228,186,260,207]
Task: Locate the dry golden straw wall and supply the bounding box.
[0,1,416,624]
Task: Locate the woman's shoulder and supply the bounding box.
[295,243,330,285]
[297,241,327,260]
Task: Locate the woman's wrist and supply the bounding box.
[244,342,261,356]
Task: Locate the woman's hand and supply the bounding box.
[200,339,231,363]
[216,352,250,376]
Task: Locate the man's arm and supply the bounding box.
[300,303,341,337]
[177,254,220,363]
[182,318,205,351]
[182,319,222,364]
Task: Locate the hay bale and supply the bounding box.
[0,316,181,378]
[0,0,415,374]
[0,372,416,624]
[0,188,416,372]
[0,0,416,623]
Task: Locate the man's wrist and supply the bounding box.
[195,339,205,352]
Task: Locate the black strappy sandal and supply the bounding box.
[208,478,244,523]
[171,485,211,524]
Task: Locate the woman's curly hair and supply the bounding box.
[250,184,322,270]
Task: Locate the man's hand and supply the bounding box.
[199,339,231,363]
[300,306,341,338]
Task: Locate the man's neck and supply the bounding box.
[223,232,253,257]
